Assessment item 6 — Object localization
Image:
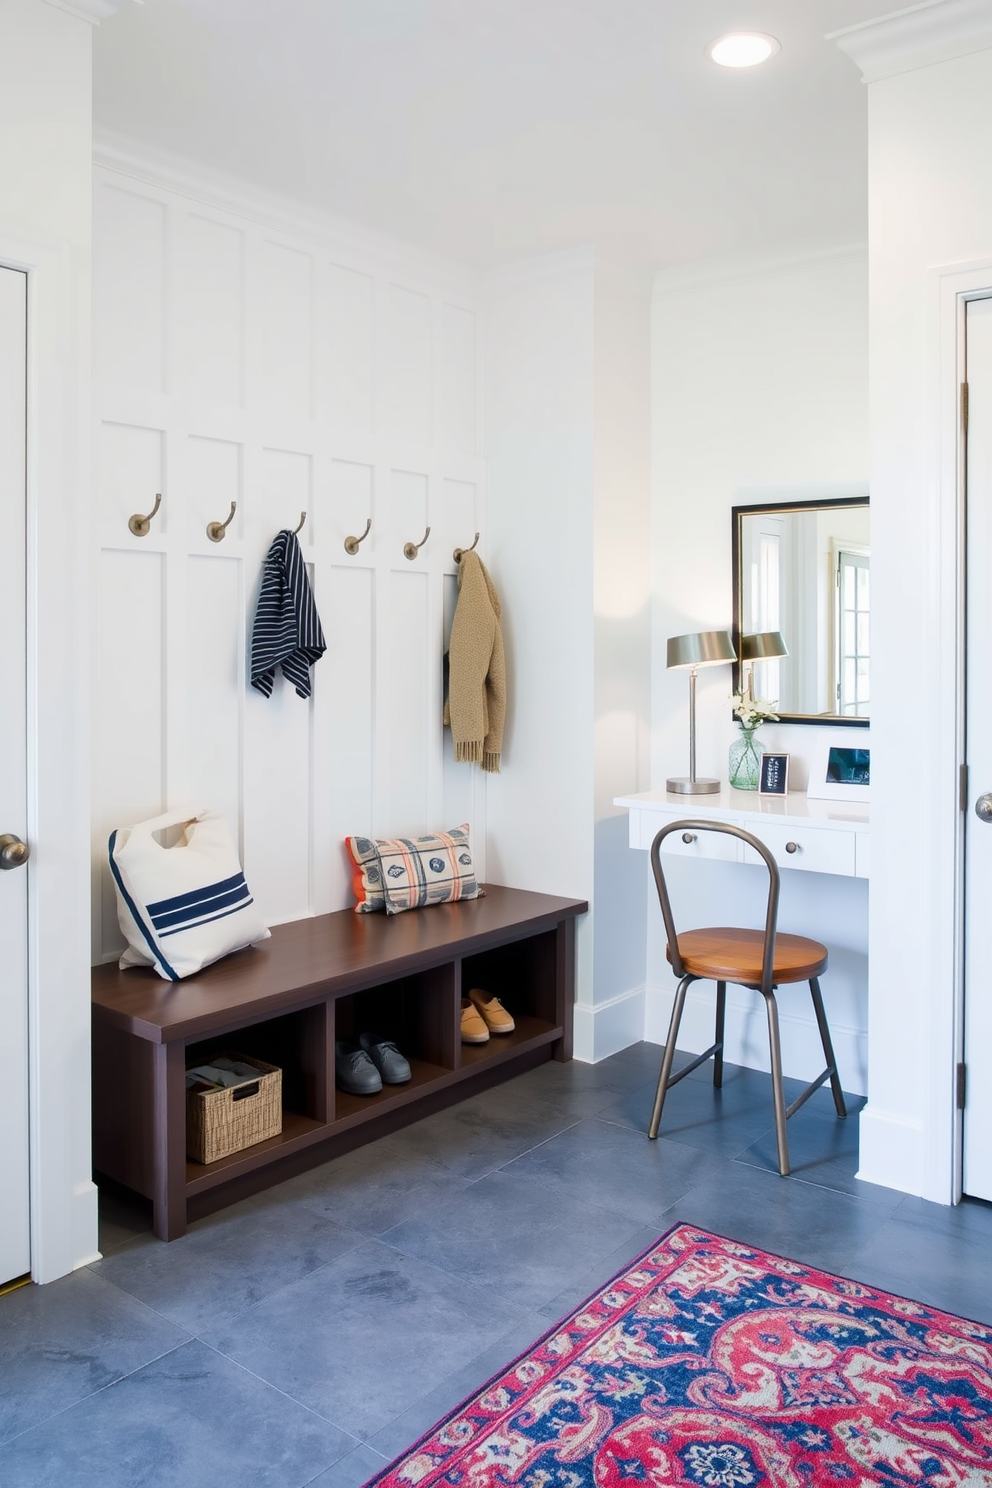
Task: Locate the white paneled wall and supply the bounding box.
[92,165,485,962]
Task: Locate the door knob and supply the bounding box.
[0,834,29,869]
[976,793,992,823]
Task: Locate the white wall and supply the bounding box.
[590,263,653,1058]
[91,155,487,959]
[483,250,597,1022]
[853,38,992,1199]
[0,0,97,1280]
[650,248,871,1093]
[483,251,653,1060]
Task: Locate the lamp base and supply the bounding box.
[666,776,721,795]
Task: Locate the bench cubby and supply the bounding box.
[91,885,586,1240]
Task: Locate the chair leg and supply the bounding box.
[713,982,726,1089]
[648,972,693,1139]
[763,989,791,1176]
[809,976,847,1119]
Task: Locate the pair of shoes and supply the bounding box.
[460,988,515,1044]
[335,1032,412,1095]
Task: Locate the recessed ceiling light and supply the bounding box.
[707,32,781,68]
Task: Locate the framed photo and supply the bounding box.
[807,737,871,802]
[759,752,790,796]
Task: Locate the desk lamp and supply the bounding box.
[666,630,737,794]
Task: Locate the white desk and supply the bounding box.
[614,788,870,879]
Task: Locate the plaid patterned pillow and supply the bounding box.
[345,825,483,915]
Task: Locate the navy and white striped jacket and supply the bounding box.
[250,529,326,698]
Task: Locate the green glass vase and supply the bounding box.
[729,725,764,791]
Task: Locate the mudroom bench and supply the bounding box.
[91,885,586,1241]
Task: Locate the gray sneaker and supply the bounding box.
[359,1031,412,1085]
[335,1040,382,1095]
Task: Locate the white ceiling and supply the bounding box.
[92,0,884,271]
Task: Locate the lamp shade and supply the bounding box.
[740,630,788,662]
[667,630,736,671]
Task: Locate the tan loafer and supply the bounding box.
[468,988,515,1035]
[460,998,490,1044]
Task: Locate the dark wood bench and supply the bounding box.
[91,885,587,1240]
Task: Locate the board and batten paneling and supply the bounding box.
[92,166,485,962]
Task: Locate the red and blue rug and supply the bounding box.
[368,1224,992,1486]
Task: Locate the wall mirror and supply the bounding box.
[732,496,869,725]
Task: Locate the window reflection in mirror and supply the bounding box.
[733,498,869,724]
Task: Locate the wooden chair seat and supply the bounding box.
[667,928,828,986]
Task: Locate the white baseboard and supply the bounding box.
[856,1106,925,1196]
[573,985,647,1063]
[644,981,868,1097]
[69,1180,101,1277]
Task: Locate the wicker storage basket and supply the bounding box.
[186,1055,282,1165]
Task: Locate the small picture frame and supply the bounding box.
[759,752,790,797]
[807,738,871,802]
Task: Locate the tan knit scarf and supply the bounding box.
[444,551,506,773]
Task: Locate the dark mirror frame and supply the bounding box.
[732,495,870,728]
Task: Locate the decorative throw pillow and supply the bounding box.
[345,825,483,915]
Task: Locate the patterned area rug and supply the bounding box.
[368,1224,992,1487]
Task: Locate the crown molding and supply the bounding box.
[40,0,131,23]
[829,0,992,83]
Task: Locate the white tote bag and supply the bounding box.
[109,808,270,980]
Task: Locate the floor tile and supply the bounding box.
[597,1060,785,1158]
[0,1340,353,1488]
[501,1115,727,1227]
[380,1168,646,1310]
[733,1093,873,1196]
[202,1239,530,1438]
[91,1197,364,1335]
[276,1133,475,1236]
[306,1443,390,1487]
[368,1310,551,1461]
[536,1223,669,1320]
[841,1203,992,1325]
[662,1153,903,1273]
[0,1267,189,1446]
[377,1083,580,1181]
[505,1047,696,1119]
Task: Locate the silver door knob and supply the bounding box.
[785,841,799,854]
[0,834,29,869]
[976,793,992,823]
[681,832,696,844]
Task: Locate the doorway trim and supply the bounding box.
[932,258,992,1205]
[0,225,98,1282]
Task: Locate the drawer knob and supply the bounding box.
[785,841,799,854]
[681,832,697,844]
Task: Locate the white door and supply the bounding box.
[964,294,992,1201]
[0,264,30,1283]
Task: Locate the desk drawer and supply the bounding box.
[638,816,740,862]
[741,824,856,877]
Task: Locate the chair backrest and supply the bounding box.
[650,820,782,996]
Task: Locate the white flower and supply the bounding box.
[731,690,779,728]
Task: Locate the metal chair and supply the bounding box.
[648,819,846,1175]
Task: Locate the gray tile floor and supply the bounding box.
[3,1042,991,1488]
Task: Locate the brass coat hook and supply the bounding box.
[344,517,372,555]
[403,525,431,560]
[206,501,237,543]
[453,532,480,563]
[128,492,162,537]
[293,511,307,536]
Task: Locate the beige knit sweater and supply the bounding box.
[444,551,506,773]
